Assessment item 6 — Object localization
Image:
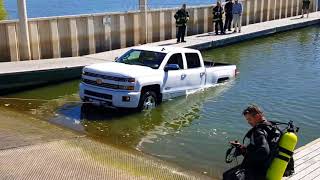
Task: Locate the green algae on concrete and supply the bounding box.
[0,138,211,180]
[63,138,211,180]
[0,107,79,150]
[0,0,7,20]
[0,106,210,179]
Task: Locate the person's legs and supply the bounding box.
[220,20,225,34]
[223,165,246,180]
[233,14,239,32]
[224,16,229,31]
[224,15,231,31]
[238,15,242,32]
[228,15,233,31]
[301,6,305,17]
[177,26,182,42]
[181,25,186,42]
[215,21,219,34]
[233,16,237,32]
[307,2,311,17]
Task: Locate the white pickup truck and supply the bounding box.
[79,46,237,111]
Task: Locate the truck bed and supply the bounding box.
[204,61,233,68]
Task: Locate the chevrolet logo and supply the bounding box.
[96,79,103,85]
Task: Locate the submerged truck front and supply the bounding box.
[79,47,167,111]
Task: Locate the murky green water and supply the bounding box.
[1,25,319,179]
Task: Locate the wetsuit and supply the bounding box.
[223,121,272,180]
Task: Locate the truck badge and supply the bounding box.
[96,79,103,84]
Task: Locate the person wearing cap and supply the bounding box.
[174,4,190,43]
[213,1,225,35]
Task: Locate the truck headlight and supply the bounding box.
[127,78,135,83]
[119,86,135,90]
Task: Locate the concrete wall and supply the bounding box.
[0,0,318,62]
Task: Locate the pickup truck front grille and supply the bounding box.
[83,72,127,82]
[82,78,119,89]
[84,90,112,100]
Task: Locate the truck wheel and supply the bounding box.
[138,91,158,111]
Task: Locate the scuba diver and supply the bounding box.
[223,105,297,180]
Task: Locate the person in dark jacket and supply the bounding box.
[174,4,189,43]
[301,0,310,18]
[213,1,225,35]
[224,0,233,32]
[223,105,272,180]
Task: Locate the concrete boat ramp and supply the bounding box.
[0,12,319,94]
[0,108,210,180]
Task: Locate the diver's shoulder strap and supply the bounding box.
[242,121,279,144]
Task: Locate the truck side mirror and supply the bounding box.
[164,64,180,72]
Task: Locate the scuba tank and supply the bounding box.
[266,121,299,180]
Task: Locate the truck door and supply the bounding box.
[162,53,188,99]
[184,53,206,91]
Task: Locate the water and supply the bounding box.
[1,25,319,179]
[4,0,215,20]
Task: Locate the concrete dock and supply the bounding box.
[284,138,320,180]
[0,12,319,94]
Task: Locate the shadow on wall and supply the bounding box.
[0,0,7,20]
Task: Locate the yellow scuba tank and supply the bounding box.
[266,121,298,180]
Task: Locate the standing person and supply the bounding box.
[213,1,225,35]
[232,0,243,33]
[174,4,189,43]
[301,0,310,18]
[224,0,234,32]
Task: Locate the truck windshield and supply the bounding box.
[116,49,167,69]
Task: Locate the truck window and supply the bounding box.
[166,53,184,69]
[116,49,166,69]
[126,51,141,61]
[186,53,201,69]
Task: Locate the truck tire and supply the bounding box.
[138,91,158,111]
